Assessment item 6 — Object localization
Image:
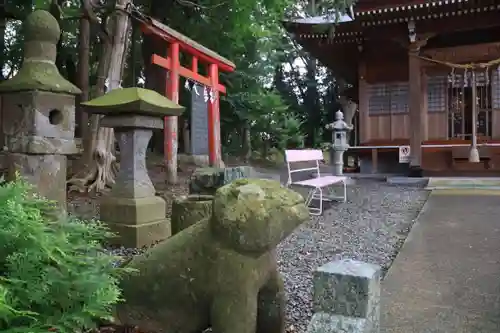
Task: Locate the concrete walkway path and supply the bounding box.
[381,191,500,333]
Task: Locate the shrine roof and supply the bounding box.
[285,0,499,36]
[283,0,500,83]
[354,0,462,15]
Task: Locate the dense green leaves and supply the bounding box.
[0,179,131,333]
[1,0,356,156]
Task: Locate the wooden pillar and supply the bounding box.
[408,41,426,176]
[165,42,180,184]
[359,60,370,143]
[208,64,222,167]
[421,69,428,141]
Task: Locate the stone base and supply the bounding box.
[106,218,171,248]
[6,153,67,211]
[100,196,166,224]
[408,166,423,177]
[100,195,170,247]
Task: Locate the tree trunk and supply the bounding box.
[76,14,90,143]
[68,0,130,193]
[242,123,251,162]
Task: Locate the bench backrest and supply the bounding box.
[285,149,323,185]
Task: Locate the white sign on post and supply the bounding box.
[399,146,410,163]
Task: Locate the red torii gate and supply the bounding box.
[139,17,236,182]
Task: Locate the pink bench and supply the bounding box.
[285,149,347,215]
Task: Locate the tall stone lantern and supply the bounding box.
[82,87,184,248]
[326,110,353,176]
[0,10,81,211]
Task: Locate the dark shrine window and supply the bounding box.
[390,82,409,114]
[427,76,446,113]
[368,84,390,115]
[492,70,500,109]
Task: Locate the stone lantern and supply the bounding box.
[0,10,81,212]
[326,110,353,176]
[82,87,184,247]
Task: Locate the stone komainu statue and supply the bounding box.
[116,178,309,333]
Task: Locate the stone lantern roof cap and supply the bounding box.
[0,10,81,95]
[82,87,185,117]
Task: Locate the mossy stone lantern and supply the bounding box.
[0,10,81,212]
[83,87,184,247]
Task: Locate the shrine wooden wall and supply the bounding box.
[358,41,500,144]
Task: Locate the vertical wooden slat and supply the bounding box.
[359,60,370,143]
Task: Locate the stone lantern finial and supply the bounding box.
[24,9,60,45]
[335,110,344,121]
[0,10,80,94]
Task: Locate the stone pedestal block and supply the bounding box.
[100,196,167,225]
[307,260,381,333]
[6,153,67,211]
[189,166,253,195]
[104,219,170,249]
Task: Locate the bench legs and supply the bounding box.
[301,181,347,216]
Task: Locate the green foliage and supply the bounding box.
[0,0,355,157]
[0,179,130,333]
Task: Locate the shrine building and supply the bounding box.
[284,0,500,176]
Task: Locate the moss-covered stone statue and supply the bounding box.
[117,178,309,333]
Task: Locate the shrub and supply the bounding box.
[0,178,130,333]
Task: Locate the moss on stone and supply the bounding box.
[116,179,308,333]
[0,10,80,95]
[212,178,309,255]
[0,61,81,94]
[82,87,185,117]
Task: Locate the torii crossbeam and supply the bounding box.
[140,16,236,183]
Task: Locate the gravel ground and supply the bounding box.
[68,169,429,333]
[278,179,429,333]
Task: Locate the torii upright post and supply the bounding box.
[140,18,236,184]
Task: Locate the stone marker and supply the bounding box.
[0,10,81,212]
[117,178,309,333]
[307,260,381,333]
[189,165,254,195]
[82,87,184,247]
[190,83,209,157]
